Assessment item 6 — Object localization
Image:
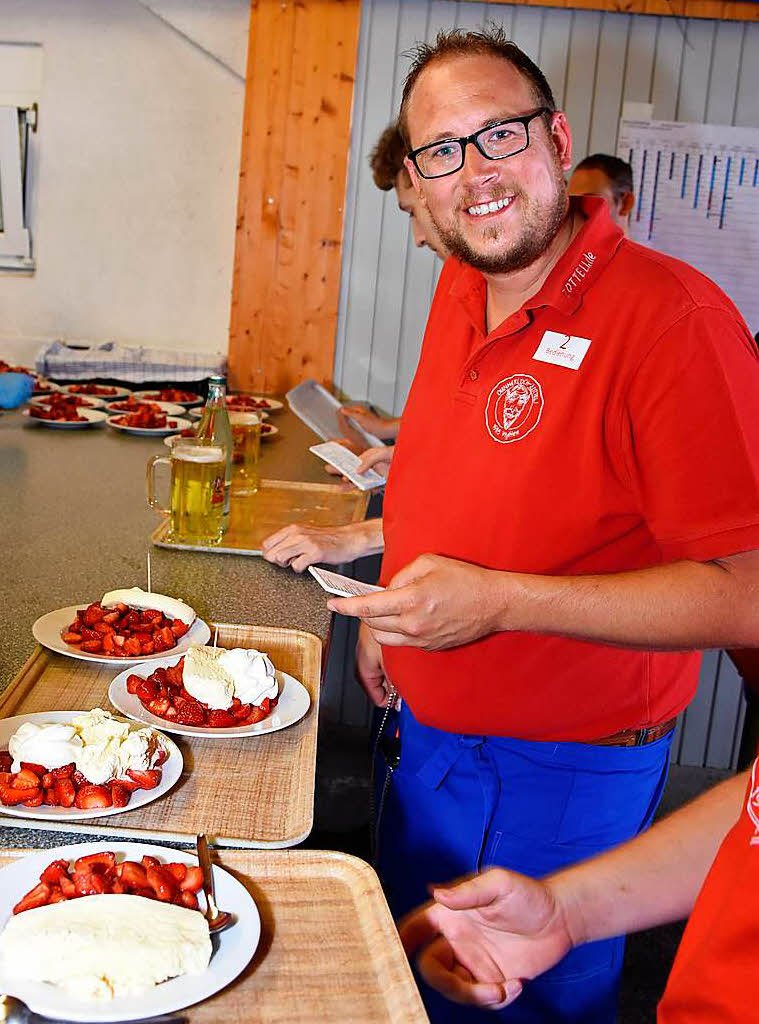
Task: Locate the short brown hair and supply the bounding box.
[369,123,407,191]
[399,26,557,149]
[575,154,634,202]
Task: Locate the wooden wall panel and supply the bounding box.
[459,0,759,21]
[228,0,361,394]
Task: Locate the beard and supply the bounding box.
[428,161,570,275]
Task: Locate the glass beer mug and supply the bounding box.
[147,438,227,546]
[228,410,261,496]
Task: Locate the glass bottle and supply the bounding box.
[195,374,233,527]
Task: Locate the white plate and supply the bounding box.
[187,407,269,421]
[227,395,283,413]
[106,400,185,415]
[0,712,182,822]
[106,415,192,437]
[132,390,204,408]
[0,839,260,1022]
[32,380,61,395]
[62,384,132,399]
[23,408,108,429]
[109,655,310,738]
[29,394,108,410]
[163,423,278,448]
[32,606,211,666]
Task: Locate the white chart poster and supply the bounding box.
[617,119,759,333]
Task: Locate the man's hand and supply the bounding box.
[399,869,574,1011]
[340,404,400,440]
[328,553,504,650]
[355,621,392,706]
[356,445,394,478]
[261,523,368,572]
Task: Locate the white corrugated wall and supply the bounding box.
[327,1,759,768]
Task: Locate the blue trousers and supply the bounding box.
[375,702,673,1024]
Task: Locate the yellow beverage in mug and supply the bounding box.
[229,411,261,495]
[147,440,227,545]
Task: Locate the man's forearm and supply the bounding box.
[342,517,384,559]
[553,770,747,946]
[494,553,759,649]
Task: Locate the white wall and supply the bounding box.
[0,0,249,366]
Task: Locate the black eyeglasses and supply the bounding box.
[408,108,551,180]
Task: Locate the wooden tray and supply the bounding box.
[0,624,321,848]
[151,477,370,555]
[0,848,429,1022]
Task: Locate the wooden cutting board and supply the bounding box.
[0,623,321,847]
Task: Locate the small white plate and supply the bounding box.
[109,655,311,738]
[62,384,132,399]
[163,422,278,448]
[0,839,260,1022]
[106,415,192,437]
[106,399,185,415]
[0,712,182,822]
[23,408,108,429]
[227,395,283,413]
[32,605,211,666]
[132,390,204,408]
[32,380,61,395]
[29,394,108,410]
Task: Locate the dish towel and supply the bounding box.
[35,340,226,383]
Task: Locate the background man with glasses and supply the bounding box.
[327,26,759,1024]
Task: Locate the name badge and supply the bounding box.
[533,331,591,370]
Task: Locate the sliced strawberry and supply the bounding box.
[102,633,116,654]
[103,610,121,624]
[164,706,178,719]
[53,777,76,807]
[83,604,105,625]
[180,866,203,893]
[141,855,160,869]
[113,775,141,792]
[175,702,205,727]
[19,762,46,777]
[178,890,199,909]
[232,702,254,721]
[13,881,50,915]
[41,860,70,886]
[165,862,187,883]
[93,621,114,636]
[140,639,155,656]
[109,782,130,807]
[51,762,75,779]
[146,696,170,718]
[113,634,126,648]
[81,639,103,653]
[0,783,39,805]
[152,634,167,653]
[146,865,177,902]
[47,885,67,903]
[110,878,127,894]
[160,626,175,648]
[126,768,161,790]
[22,791,44,806]
[62,632,82,644]
[41,772,54,788]
[0,772,12,787]
[124,637,142,657]
[73,869,107,896]
[170,620,189,638]
[135,679,158,702]
[72,770,88,787]
[0,751,11,771]
[74,784,112,810]
[126,673,144,694]
[118,861,148,888]
[13,768,43,788]
[151,667,169,686]
[123,610,140,630]
[79,626,101,643]
[74,851,116,873]
[208,710,236,728]
[44,788,59,806]
[59,875,76,898]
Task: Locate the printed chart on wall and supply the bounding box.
[618,119,759,334]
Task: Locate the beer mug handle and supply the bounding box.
[146,454,170,514]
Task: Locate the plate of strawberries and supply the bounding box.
[62,383,132,398]
[23,406,108,428]
[106,410,192,436]
[132,389,204,407]
[0,711,181,822]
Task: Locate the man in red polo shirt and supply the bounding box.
[323,25,759,1024]
[399,757,759,1022]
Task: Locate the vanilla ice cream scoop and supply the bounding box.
[183,646,235,710]
[100,587,195,625]
[9,723,83,772]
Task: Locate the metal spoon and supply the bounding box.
[195,834,236,934]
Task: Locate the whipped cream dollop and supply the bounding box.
[9,710,166,785]
[100,587,195,625]
[183,646,278,710]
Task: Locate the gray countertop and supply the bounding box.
[0,404,335,849]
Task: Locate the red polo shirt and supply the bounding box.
[658,760,759,1022]
[381,196,759,740]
